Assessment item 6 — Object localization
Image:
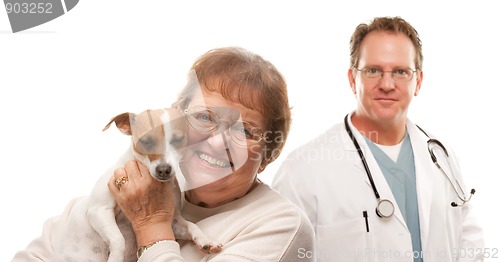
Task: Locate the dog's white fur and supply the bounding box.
[50,108,222,262]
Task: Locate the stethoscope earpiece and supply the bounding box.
[450,189,476,207]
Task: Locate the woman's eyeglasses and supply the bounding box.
[183,106,267,146]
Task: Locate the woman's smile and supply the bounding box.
[196,151,232,168]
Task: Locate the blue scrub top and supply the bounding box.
[364,132,423,262]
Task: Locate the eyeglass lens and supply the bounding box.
[185,107,263,145]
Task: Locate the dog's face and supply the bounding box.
[103,108,187,181]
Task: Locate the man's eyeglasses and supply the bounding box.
[355,67,417,82]
[183,106,267,146]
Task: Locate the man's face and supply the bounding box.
[348,31,423,126]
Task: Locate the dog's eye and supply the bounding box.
[170,131,184,145]
[136,136,157,154]
[139,136,155,147]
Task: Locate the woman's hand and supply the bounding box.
[108,160,175,246]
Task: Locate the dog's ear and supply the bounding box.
[102,112,134,136]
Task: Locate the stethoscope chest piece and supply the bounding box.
[376,199,395,218]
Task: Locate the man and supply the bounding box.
[272,16,484,262]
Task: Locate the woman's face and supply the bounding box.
[179,89,266,195]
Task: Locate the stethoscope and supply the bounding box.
[343,114,475,219]
[417,126,476,207]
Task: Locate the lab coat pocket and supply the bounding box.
[316,217,375,261]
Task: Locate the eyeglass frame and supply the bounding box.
[183,106,268,146]
[354,67,418,82]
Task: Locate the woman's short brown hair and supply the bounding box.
[350,16,423,71]
[175,47,291,169]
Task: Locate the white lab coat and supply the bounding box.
[272,116,484,262]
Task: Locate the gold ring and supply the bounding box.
[115,176,128,188]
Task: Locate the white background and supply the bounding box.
[1,1,498,260]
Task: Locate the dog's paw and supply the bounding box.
[193,237,223,254]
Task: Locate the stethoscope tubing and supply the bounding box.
[426,139,475,205]
[343,115,381,200]
[344,115,395,218]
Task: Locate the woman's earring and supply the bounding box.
[258,165,265,173]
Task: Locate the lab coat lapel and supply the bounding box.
[343,114,408,229]
[406,120,434,252]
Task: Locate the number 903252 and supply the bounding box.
[5,3,53,14]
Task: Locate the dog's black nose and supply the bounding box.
[156,164,173,180]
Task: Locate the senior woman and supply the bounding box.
[12,47,315,262]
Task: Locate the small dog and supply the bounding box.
[50,108,222,262]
